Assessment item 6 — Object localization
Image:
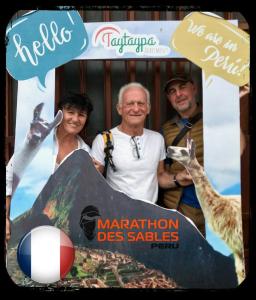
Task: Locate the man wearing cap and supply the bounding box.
[161,74,205,236]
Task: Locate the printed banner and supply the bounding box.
[171,12,249,86]
[78,21,180,59]
[8,150,238,288]
[5,9,248,289]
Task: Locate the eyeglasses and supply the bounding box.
[130,136,141,159]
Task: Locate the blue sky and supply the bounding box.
[10,143,54,220]
[10,72,55,220]
[203,74,240,192]
[202,72,241,257]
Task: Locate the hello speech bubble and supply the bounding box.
[6,10,89,88]
[171,12,249,86]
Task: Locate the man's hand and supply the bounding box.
[175,169,193,187]
[240,84,250,99]
[92,158,104,174]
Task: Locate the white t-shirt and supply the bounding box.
[53,133,90,172]
[91,127,166,203]
[6,132,90,197]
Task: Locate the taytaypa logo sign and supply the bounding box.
[80,205,179,249]
[92,24,170,56]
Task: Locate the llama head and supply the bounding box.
[167,138,196,167]
[26,103,63,146]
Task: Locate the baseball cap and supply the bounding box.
[164,74,194,93]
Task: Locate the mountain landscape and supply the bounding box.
[7,150,237,288]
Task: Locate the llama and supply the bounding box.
[167,139,245,284]
[10,103,62,194]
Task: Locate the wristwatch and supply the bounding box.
[173,175,182,188]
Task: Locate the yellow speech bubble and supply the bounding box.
[171,12,249,86]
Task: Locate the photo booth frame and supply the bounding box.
[6,10,247,289]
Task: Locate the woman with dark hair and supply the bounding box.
[6,92,93,245]
[54,92,93,170]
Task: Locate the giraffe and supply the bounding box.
[167,138,245,284]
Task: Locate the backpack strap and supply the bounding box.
[101,130,116,176]
[172,112,202,146]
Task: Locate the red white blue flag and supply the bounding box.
[17,225,75,284]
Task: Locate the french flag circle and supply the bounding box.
[17,225,75,284]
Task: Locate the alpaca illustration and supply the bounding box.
[11,103,63,195]
[167,139,245,284]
